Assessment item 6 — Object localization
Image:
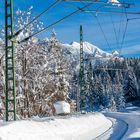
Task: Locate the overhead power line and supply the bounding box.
[119,0,128,55]
[109,9,119,50]
[19,0,100,43]
[95,16,112,50]
[12,0,61,39]
[78,0,112,50]
[117,9,123,49]
[119,17,140,50]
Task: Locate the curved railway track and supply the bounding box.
[93,116,128,140]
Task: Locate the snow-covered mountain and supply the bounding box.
[61,41,120,59]
[41,37,120,59]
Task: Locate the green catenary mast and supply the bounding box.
[5,0,16,121]
[79,25,86,111]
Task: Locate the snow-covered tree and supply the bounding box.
[93,75,104,110]
[42,31,71,115]
[123,68,138,102]
[113,71,125,110]
[85,62,94,111]
[100,69,112,109]
[14,7,48,117]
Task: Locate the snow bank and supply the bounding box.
[0,113,112,140]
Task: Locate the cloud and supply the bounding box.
[118,45,140,56]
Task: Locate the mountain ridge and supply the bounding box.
[61,41,120,59]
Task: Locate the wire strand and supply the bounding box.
[117,9,123,48]
[79,0,112,51]
[109,9,119,51]
[95,16,112,51]
[119,0,128,55]
[19,1,99,43]
[119,19,128,55]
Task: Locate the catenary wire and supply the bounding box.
[19,0,100,43]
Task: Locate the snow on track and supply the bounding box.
[93,117,128,140]
[104,105,140,140]
[93,118,114,140]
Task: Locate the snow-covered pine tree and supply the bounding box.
[113,70,125,110]
[128,58,140,99]
[100,69,112,109]
[123,68,138,102]
[69,71,78,101]
[93,75,104,111]
[85,62,94,112]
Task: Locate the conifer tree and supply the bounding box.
[100,69,112,108]
[85,62,94,111]
[123,68,138,102]
[113,71,125,110]
[94,75,104,110]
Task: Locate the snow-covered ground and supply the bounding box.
[0,113,112,140]
[1,104,140,140]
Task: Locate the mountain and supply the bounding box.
[39,39,121,70]
[61,41,120,59]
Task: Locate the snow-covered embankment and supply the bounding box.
[0,113,112,140]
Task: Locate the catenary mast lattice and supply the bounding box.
[79,25,86,111]
[5,0,16,121]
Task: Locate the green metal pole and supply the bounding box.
[5,0,16,121]
[79,25,86,111]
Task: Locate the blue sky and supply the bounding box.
[0,0,140,57]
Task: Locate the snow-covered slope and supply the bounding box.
[0,113,112,140]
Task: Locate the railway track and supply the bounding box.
[93,116,128,140]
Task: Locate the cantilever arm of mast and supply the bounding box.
[81,9,140,15]
[62,0,135,7]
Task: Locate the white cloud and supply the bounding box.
[119,45,140,56]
